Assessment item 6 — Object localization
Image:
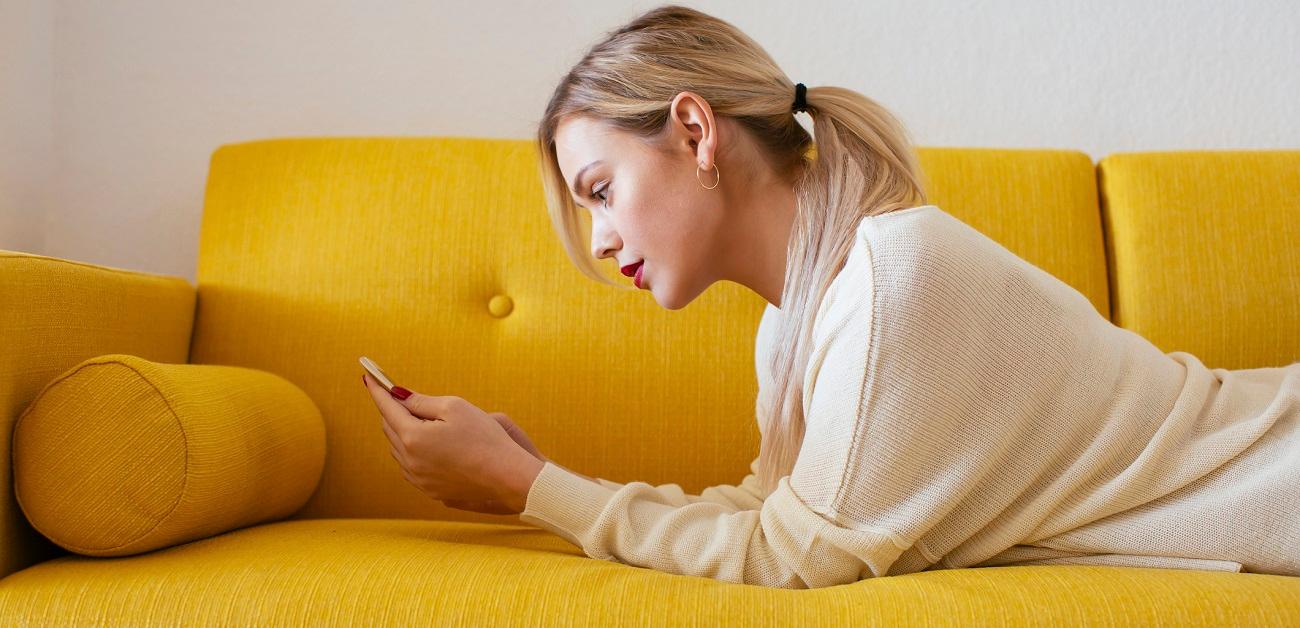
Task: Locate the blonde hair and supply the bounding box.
[535,4,928,498]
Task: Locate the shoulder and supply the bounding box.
[858,204,988,278]
[857,205,1034,313]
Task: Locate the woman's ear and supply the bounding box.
[669,91,718,168]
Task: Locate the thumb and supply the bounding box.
[392,388,445,422]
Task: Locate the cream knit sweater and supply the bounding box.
[519,204,1300,588]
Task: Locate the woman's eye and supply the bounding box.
[592,182,609,206]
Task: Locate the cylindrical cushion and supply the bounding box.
[13,353,326,557]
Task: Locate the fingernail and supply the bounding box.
[390,386,412,400]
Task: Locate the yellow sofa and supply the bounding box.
[2,138,1298,624]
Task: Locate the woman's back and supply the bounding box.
[760,203,1300,576]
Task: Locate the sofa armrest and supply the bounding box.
[0,250,195,579]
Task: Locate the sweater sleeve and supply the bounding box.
[589,457,765,511]
[517,460,910,588]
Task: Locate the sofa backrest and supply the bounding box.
[191,138,1110,521]
[1098,151,1300,370]
[916,148,1110,317]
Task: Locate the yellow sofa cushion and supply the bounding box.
[1099,150,1300,369]
[0,249,196,579]
[12,354,326,557]
[1,518,1298,625]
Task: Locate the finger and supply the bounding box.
[378,404,405,455]
[365,373,444,423]
[363,372,420,436]
[395,390,450,423]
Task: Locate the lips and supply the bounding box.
[620,260,643,277]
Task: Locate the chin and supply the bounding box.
[646,278,680,310]
[649,274,709,311]
[656,289,689,311]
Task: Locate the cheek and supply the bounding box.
[625,180,702,265]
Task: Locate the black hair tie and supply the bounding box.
[792,83,808,113]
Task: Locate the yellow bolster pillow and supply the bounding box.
[13,354,326,557]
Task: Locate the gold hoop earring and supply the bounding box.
[697,162,720,190]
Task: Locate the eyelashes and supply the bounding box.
[592,182,609,209]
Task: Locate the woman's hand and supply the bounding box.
[440,413,548,514]
[362,374,543,513]
[487,412,548,464]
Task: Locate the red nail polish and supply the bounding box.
[390,386,412,400]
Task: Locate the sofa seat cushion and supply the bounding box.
[1,518,1298,625]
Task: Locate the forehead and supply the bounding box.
[555,116,623,184]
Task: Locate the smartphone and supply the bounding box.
[359,356,398,393]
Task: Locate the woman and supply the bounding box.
[368,4,1300,588]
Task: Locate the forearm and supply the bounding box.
[515,464,890,587]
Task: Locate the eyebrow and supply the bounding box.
[570,160,605,206]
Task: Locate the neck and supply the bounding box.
[718,166,798,309]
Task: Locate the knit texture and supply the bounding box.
[518,204,1300,588]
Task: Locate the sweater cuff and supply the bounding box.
[518,460,616,549]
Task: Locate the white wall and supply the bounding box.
[4,0,1298,283]
[0,0,53,255]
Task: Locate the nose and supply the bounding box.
[590,215,621,260]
